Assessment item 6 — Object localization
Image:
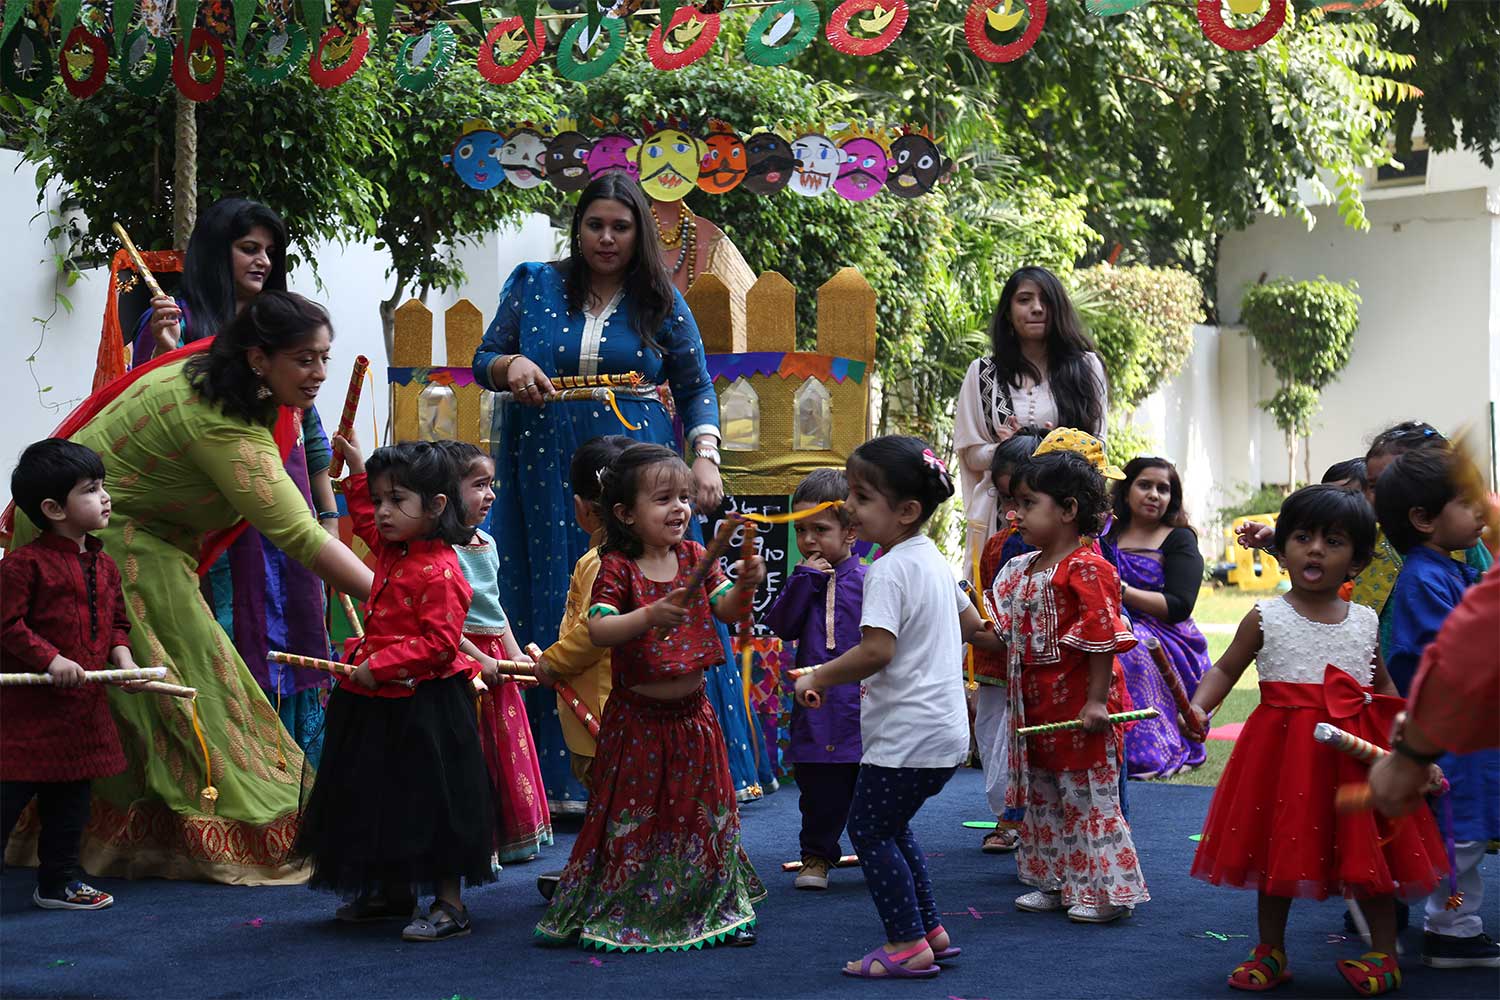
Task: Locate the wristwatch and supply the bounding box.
[693,444,721,466]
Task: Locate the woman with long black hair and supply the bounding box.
[954,266,1109,576]
[129,197,336,762]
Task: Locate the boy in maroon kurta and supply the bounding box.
[2,439,138,910]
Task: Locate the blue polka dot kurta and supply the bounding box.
[473,262,766,810]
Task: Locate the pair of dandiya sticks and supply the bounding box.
[494,372,650,431]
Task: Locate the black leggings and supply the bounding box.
[1,780,92,893]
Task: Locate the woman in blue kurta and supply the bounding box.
[473,174,765,811]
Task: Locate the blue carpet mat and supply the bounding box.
[3,769,1496,998]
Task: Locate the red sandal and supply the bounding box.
[1229,944,1292,991]
[1337,952,1402,996]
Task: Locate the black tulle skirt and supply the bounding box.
[294,673,495,898]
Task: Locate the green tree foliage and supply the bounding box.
[1239,277,1361,488]
[1070,263,1203,413]
[1392,0,1500,166]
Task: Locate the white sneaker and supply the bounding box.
[1015,890,1064,913]
[1067,902,1130,923]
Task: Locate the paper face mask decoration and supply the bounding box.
[443,122,506,191]
[500,127,547,189]
[834,131,890,202]
[888,130,948,199]
[633,125,704,202]
[586,130,640,180]
[790,132,840,198]
[743,131,796,195]
[545,125,593,192]
[698,120,747,194]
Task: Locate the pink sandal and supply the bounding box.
[926,925,961,961]
[842,941,940,979]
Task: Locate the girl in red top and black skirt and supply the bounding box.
[535,443,766,951]
[294,438,493,942]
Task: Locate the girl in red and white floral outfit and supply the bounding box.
[988,448,1148,924]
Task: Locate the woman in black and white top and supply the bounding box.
[954,266,1109,575]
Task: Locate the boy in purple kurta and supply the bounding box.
[762,470,865,891]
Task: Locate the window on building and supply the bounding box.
[418,383,458,441]
[721,378,760,452]
[792,378,832,451]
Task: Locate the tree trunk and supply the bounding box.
[1286,430,1297,494]
[172,91,197,248]
[1303,434,1313,486]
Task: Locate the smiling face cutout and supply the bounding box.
[888,133,946,198]
[545,129,593,191]
[586,131,640,180]
[743,131,795,195]
[834,135,889,201]
[632,126,704,202]
[445,128,506,190]
[500,128,547,188]
[698,126,747,194]
[790,132,839,197]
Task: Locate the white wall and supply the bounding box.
[0,148,556,509]
[1216,184,1498,487]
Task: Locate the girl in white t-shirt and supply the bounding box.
[796,435,998,980]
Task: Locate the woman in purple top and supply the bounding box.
[1107,457,1210,779]
[762,470,866,890]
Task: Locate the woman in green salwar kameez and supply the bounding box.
[4,293,372,884]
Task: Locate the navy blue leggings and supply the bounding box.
[846,764,957,942]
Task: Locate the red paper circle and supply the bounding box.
[58,26,108,99]
[1196,0,1286,51]
[478,16,545,84]
[647,7,720,71]
[825,0,909,56]
[963,0,1047,64]
[308,25,369,88]
[171,29,225,101]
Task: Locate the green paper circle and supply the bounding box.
[393,22,455,92]
[744,0,820,67]
[555,16,624,83]
[119,28,173,97]
[243,25,309,86]
[1,26,53,99]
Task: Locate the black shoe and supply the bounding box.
[536,872,562,901]
[1423,931,1500,969]
[730,925,757,947]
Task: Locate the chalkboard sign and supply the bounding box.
[700,493,795,636]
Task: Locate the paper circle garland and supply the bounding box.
[172,29,226,101]
[58,26,107,99]
[1196,0,1286,51]
[478,16,544,85]
[647,7,719,71]
[825,0,909,56]
[244,26,309,86]
[1,26,53,99]
[964,0,1047,63]
[394,22,456,91]
[308,25,368,87]
[744,0,820,67]
[119,28,172,96]
[556,16,625,83]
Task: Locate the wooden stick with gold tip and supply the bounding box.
[110,221,167,299]
[0,666,167,686]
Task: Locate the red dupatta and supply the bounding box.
[0,337,300,574]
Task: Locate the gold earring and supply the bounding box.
[252,368,272,400]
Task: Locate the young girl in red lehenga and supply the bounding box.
[1186,485,1448,996]
[535,443,766,951]
[439,442,552,864]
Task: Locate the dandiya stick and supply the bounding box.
[737,521,760,765]
[1144,635,1199,740]
[781,855,860,872]
[550,372,644,390]
[134,680,197,699]
[1016,707,1159,737]
[327,354,370,478]
[339,593,364,639]
[525,642,600,739]
[655,516,739,637]
[267,650,414,689]
[0,666,167,686]
[111,221,166,299]
[1315,723,1448,797]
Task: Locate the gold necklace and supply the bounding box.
[648,201,686,248]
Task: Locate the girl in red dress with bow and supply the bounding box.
[1186,486,1448,996]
